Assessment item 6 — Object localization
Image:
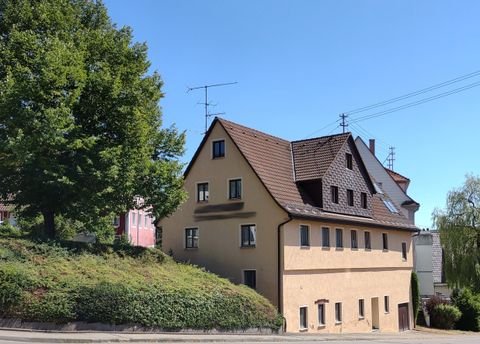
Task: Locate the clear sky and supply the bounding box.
[104,0,480,229]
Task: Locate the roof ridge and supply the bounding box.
[217,118,290,144]
[291,132,351,144]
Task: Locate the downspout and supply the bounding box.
[277,215,293,317]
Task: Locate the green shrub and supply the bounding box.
[0,266,34,314]
[430,304,462,329]
[0,222,22,237]
[451,288,480,331]
[426,295,448,315]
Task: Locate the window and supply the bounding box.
[138,214,142,227]
[365,231,371,250]
[244,270,256,289]
[331,186,339,204]
[384,296,390,313]
[336,228,343,248]
[318,304,325,326]
[229,179,242,199]
[132,213,136,226]
[402,242,407,260]
[185,228,199,249]
[359,299,365,318]
[197,182,209,202]
[300,225,310,247]
[241,224,256,247]
[361,192,367,209]
[322,227,330,248]
[351,230,358,249]
[113,216,120,227]
[346,153,353,170]
[299,306,308,330]
[335,302,342,323]
[212,139,225,158]
[145,215,148,228]
[383,199,398,213]
[347,189,354,206]
[382,233,389,251]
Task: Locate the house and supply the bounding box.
[160,118,418,333]
[413,229,451,298]
[113,208,156,247]
[0,203,16,226]
[354,138,419,223]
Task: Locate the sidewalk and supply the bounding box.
[0,328,458,343]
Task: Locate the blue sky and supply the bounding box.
[104,0,480,229]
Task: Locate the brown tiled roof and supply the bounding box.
[193,118,417,231]
[385,168,410,183]
[291,134,350,181]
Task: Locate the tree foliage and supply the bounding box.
[434,175,480,291]
[0,0,186,237]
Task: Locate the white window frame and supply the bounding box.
[212,138,226,159]
[350,229,358,249]
[299,305,308,330]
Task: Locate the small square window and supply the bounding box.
[331,186,339,204]
[365,231,371,250]
[322,227,330,248]
[384,296,390,313]
[241,224,256,247]
[361,192,367,209]
[351,230,358,249]
[300,225,310,247]
[197,182,209,202]
[347,189,354,206]
[229,179,242,199]
[300,306,308,330]
[359,299,365,318]
[318,304,325,326]
[212,140,225,159]
[335,302,342,323]
[185,228,199,249]
[346,153,353,170]
[402,242,407,260]
[244,270,256,289]
[382,233,389,251]
[336,228,343,248]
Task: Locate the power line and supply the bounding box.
[350,79,480,124]
[303,118,340,138]
[345,69,480,115]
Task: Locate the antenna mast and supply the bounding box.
[187,82,238,133]
[387,146,395,170]
[339,113,349,133]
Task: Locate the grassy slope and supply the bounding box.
[0,236,281,330]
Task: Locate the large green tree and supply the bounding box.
[435,175,480,290]
[0,0,186,238]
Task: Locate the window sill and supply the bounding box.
[365,248,372,251]
[212,156,225,160]
[351,247,358,251]
[300,246,310,250]
[359,316,365,320]
[197,201,209,204]
[317,324,326,329]
[383,249,389,252]
[335,247,344,251]
[299,328,308,332]
[335,321,342,325]
[240,245,256,249]
[321,247,331,250]
[185,247,198,251]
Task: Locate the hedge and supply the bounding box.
[0,237,282,330]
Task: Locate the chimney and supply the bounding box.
[369,139,375,156]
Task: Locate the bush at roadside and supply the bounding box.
[451,288,480,332]
[429,304,461,330]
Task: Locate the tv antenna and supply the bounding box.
[187,82,238,134]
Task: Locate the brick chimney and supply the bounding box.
[369,139,375,156]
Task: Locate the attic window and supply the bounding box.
[383,199,398,213]
[331,186,339,204]
[346,153,353,170]
[212,140,225,159]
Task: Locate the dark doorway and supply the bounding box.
[398,303,410,331]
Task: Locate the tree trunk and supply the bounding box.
[42,210,55,239]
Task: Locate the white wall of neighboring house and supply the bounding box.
[413,232,435,296]
[355,138,416,222]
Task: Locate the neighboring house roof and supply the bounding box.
[385,168,411,190]
[0,203,13,212]
[185,118,418,231]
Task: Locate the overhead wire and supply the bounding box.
[345,69,480,115]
